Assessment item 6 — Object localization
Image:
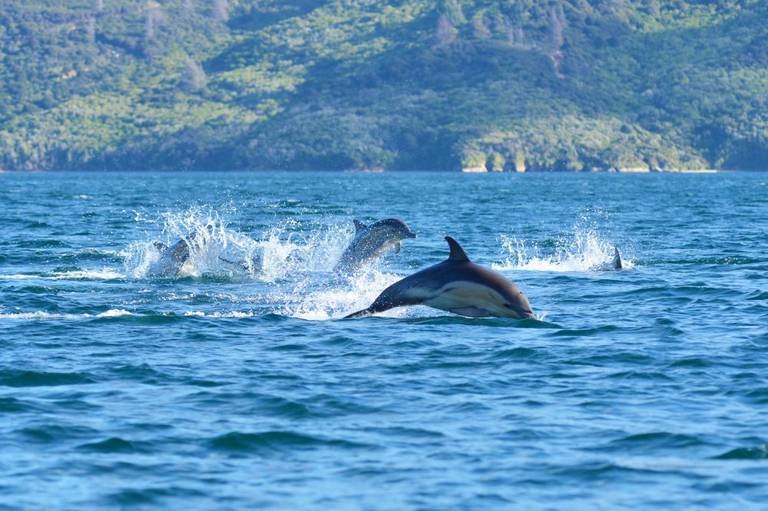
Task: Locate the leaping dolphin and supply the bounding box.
[345,237,534,319]
[334,218,416,274]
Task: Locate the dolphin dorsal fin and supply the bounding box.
[613,247,623,270]
[445,236,470,262]
[353,220,366,233]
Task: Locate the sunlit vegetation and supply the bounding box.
[0,0,766,171]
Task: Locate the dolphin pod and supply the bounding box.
[345,236,535,320]
[334,218,416,274]
[145,216,628,320]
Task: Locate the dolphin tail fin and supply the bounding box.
[613,247,623,270]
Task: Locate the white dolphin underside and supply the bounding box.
[409,281,508,317]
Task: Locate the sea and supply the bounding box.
[1,171,766,509]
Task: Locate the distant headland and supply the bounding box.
[0,1,766,172]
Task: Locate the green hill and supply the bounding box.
[1,0,766,171]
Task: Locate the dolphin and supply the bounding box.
[148,233,200,277]
[148,231,261,277]
[334,218,416,274]
[345,236,534,319]
[612,247,623,270]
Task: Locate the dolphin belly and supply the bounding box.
[421,281,504,317]
[177,258,195,277]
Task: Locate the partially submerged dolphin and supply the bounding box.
[149,235,198,277]
[345,236,534,319]
[148,232,261,277]
[334,218,416,274]
[612,247,623,270]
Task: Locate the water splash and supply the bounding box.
[493,227,633,272]
[119,209,404,320]
[256,220,352,282]
[257,222,415,320]
[124,210,359,283]
[277,268,407,321]
[124,208,263,279]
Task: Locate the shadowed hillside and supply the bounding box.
[1,0,766,171]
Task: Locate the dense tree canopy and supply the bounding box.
[0,0,766,171]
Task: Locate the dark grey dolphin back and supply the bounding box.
[334,218,415,274]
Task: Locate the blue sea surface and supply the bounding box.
[1,171,767,509]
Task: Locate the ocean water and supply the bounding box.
[1,171,767,509]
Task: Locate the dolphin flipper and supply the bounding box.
[344,308,373,319]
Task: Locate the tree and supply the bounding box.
[85,16,96,45]
[212,0,229,23]
[440,0,466,25]
[434,14,458,48]
[182,58,207,92]
[549,2,566,77]
[145,2,165,42]
[472,10,491,39]
[507,25,525,46]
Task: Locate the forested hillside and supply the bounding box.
[1,0,766,171]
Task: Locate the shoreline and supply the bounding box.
[1,168,760,174]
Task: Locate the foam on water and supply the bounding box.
[0,270,125,281]
[51,269,125,280]
[183,311,257,318]
[493,226,634,272]
[0,274,38,280]
[0,309,133,320]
